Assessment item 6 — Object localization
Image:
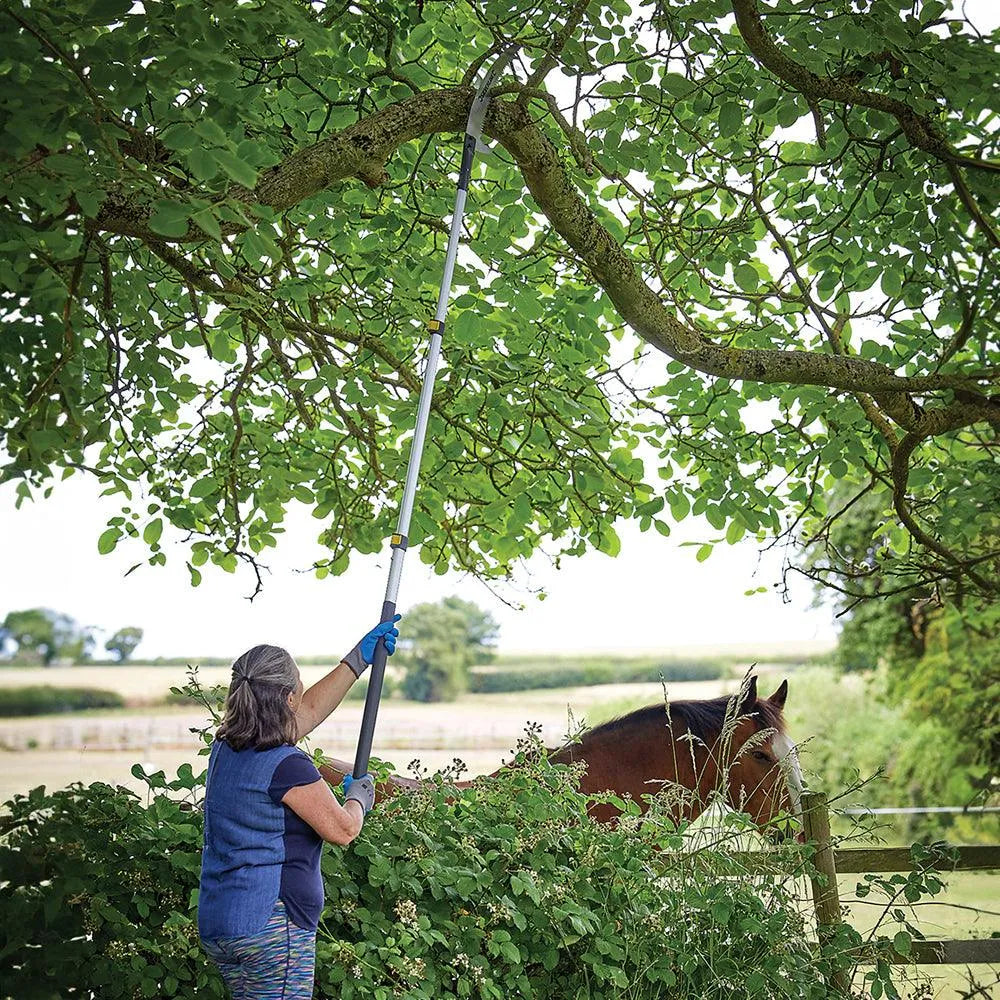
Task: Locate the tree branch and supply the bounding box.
[730,0,1000,247]
[91,85,995,418]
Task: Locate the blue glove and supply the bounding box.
[343,615,402,678]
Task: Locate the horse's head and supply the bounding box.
[722,677,803,841]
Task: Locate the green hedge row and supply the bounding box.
[0,685,125,716]
[0,665,937,1000]
[467,659,725,694]
[0,745,900,1000]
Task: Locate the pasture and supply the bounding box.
[0,669,739,801]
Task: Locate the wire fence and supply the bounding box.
[842,806,1000,815]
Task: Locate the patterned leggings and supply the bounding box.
[201,900,316,999]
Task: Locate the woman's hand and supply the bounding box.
[342,773,376,815]
[342,615,402,678]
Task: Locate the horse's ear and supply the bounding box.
[736,674,758,714]
[768,679,788,711]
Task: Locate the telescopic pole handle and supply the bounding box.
[351,45,515,783]
[353,600,396,779]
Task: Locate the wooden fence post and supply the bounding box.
[802,790,850,996]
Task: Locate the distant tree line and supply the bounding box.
[0,609,144,665]
[0,597,501,690]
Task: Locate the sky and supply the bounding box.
[4,2,996,662]
[0,471,835,659]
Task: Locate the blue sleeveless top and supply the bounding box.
[198,739,324,939]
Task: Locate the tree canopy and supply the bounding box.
[0,608,93,665]
[104,625,144,662]
[399,595,499,701]
[802,484,1000,778]
[2,0,997,600]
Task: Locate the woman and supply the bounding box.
[198,616,401,999]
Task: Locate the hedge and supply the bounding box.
[467,659,725,694]
[0,685,125,716]
[1,728,942,1000]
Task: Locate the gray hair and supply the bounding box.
[216,644,299,751]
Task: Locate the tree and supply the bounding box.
[104,626,144,663]
[439,596,500,664]
[799,485,922,673]
[400,597,500,702]
[2,1,997,600]
[904,606,1000,781]
[0,608,94,665]
[801,484,1000,779]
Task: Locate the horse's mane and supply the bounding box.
[582,693,785,745]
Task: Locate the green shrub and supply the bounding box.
[0,746,828,1000]
[0,770,216,1000]
[0,673,935,1000]
[344,671,398,701]
[783,669,1000,844]
[0,685,124,716]
[1,734,940,1000]
[467,658,724,693]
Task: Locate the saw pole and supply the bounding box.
[353,48,515,780]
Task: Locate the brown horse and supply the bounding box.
[318,675,802,837]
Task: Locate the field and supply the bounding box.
[0,666,737,802]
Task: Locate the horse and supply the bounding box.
[318,675,803,838]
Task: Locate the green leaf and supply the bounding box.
[149,201,190,238]
[881,267,903,298]
[893,931,911,957]
[733,263,758,292]
[190,477,218,499]
[696,543,713,563]
[669,493,690,521]
[718,101,742,138]
[84,0,133,25]
[143,518,163,546]
[213,149,259,188]
[661,73,693,98]
[598,527,621,557]
[725,519,745,544]
[636,497,664,516]
[192,209,222,241]
[187,146,218,182]
[508,492,532,530]
[193,119,229,145]
[98,527,121,554]
[705,505,727,530]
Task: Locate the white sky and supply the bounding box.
[0,472,834,658]
[3,2,995,662]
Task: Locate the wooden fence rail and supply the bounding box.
[834,844,1000,874]
[799,790,1000,995]
[842,806,1000,816]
